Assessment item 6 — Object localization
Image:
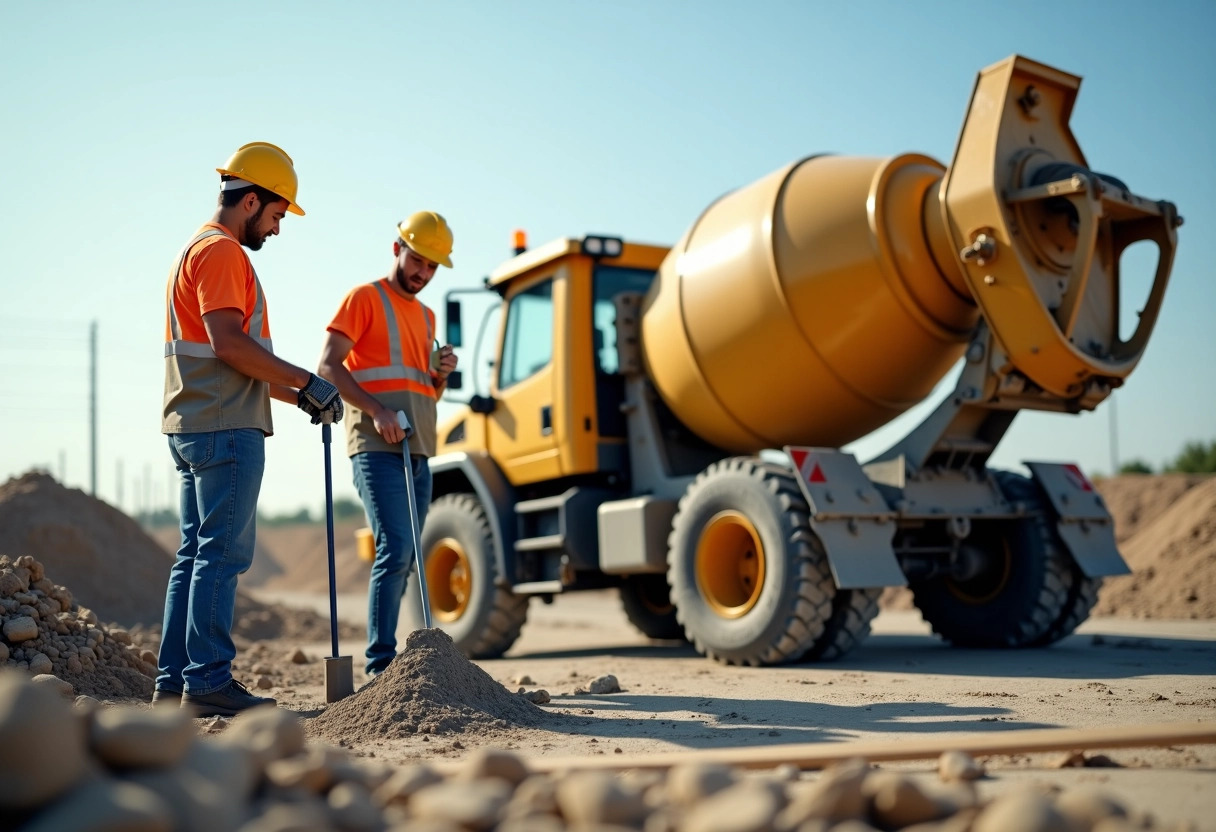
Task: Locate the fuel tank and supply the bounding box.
[641,153,980,453]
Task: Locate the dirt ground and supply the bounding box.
[3,470,1215,829]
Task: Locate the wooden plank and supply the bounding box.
[510,721,1216,775]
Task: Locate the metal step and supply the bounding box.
[514,534,565,552]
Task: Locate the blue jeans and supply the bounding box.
[158,429,264,695]
[352,451,433,675]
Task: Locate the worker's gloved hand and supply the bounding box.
[298,373,344,425]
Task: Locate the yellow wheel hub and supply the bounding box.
[426,537,471,623]
[695,511,765,618]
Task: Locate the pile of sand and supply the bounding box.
[309,628,550,744]
[0,471,356,640]
[1094,475,1216,619]
[0,473,169,626]
[0,555,154,699]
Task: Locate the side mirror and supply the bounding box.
[468,395,496,414]
[446,300,463,347]
[444,370,463,391]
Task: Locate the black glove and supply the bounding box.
[298,373,343,425]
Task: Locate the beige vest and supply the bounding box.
[162,229,274,435]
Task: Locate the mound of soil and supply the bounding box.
[1095,473,1209,543]
[309,628,550,744]
[1095,476,1216,619]
[0,473,169,627]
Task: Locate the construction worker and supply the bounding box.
[158,142,344,716]
[317,211,458,677]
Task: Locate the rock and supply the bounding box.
[0,672,90,809]
[864,771,949,829]
[3,615,38,642]
[939,749,985,782]
[1054,789,1129,830]
[371,763,443,807]
[973,790,1073,832]
[521,688,551,705]
[328,781,381,832]
[556,771,648,827]
[30,673,73,698]
[181,739,260,801]
[776,757,870,826]
[18,778,174,832]
[109,629,132,645]
[124,768,240,832]
[0,571,24,596]
[265,745,346,794]
[141,649,158,664]
[458,748,531,786]
[0,642,8,661]
[220,705,306,769]
[412,779,513,830]
[588,674,621,694]
[91,706,198,769]
[504,775,559,818]
[256,675,274,690]
[681,780,785,832]
[666,762,737,805]
[290,648,309,664]
[27,652,53,675]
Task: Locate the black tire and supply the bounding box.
[667,457,834,666]
[800,587,883,662]
[909,471,1070,648]
[995,472,1102,646]
[421,493,529,659]
[619,574,686,641]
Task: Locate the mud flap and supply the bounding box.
[784,447,906,589]
[1025,462,1130,577]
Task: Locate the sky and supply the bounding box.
[1,1,1213,517]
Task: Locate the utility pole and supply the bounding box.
[90,320,98,495]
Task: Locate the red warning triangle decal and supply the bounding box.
[808,462,827,483]
[790,449,809,473]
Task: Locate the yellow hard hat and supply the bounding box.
[216,142,305,216]
[398,211,454,268]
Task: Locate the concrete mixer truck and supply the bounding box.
[419,55,1180,665]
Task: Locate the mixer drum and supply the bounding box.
[641,153,981,453]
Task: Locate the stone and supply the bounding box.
[220,705,306,769]
[939,750,985,782]
[556,771,647,827]
[682,780,785,832]
[290,648,309,664]
[514,674,535,685]
[27,652,53,675]
[776,757,869,827]
[1054,789,1129,830]
[411,780,512,830]
[124,768,240,832]
[973,790,1074,832]
[91,706,198,769]
[588,674,621,694]
[2,615,38,642]
[181,738,260,801]
[256,675,274,690]
[521,688,551,705]
[666,762,737,805]
[864,771,949,829]
[30,673,73,698]
[458,748,530,786]
[109,629,132,645]
[371,763,443,807]
[328,781,382,832]
[18,778,174,832]
[0,672,90,808]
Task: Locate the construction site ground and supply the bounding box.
[251,586,1216,830]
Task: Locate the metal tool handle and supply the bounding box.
[322,423,339,658]
[397,411,432,629]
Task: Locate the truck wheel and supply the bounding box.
[994,472,1102,646]
[667,457,834,666]
[909,472,1070,648]
[422,493,529,659]
[799,587,883,662]
[619,574,686,641]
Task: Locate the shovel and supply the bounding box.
[397,411,433,629]
[321,422,354,703]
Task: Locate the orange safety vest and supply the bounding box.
[162,226,274,435]
[328,277,438,457]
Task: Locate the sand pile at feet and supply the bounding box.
[1,672,1174,832]
[0,555,154,700]
[310,628,549,743]
[0,472,170,626]
[1095,476,1216,619]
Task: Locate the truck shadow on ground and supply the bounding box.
[532,694,1052,750]
[504,632,1216,681]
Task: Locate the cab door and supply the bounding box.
[487,271,563,484]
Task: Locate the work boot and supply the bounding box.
[182,679,276,718]
[151,688,182,707]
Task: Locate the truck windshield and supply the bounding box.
[593,266,655,373]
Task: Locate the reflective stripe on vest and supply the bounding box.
[164,229,273,357]
[348,282,433,385]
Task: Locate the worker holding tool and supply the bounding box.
[317,211,458,677]
[158,142,344,716]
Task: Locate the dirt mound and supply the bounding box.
[1095,473,1210,543]
[0,555,154,699]
[233,594,363,643]
[309,628,550,744]
[0,472,170,626]
[1095,476,1216,619]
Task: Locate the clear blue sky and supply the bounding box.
[1,1,1213,516]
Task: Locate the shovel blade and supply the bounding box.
[324,656,354,703]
